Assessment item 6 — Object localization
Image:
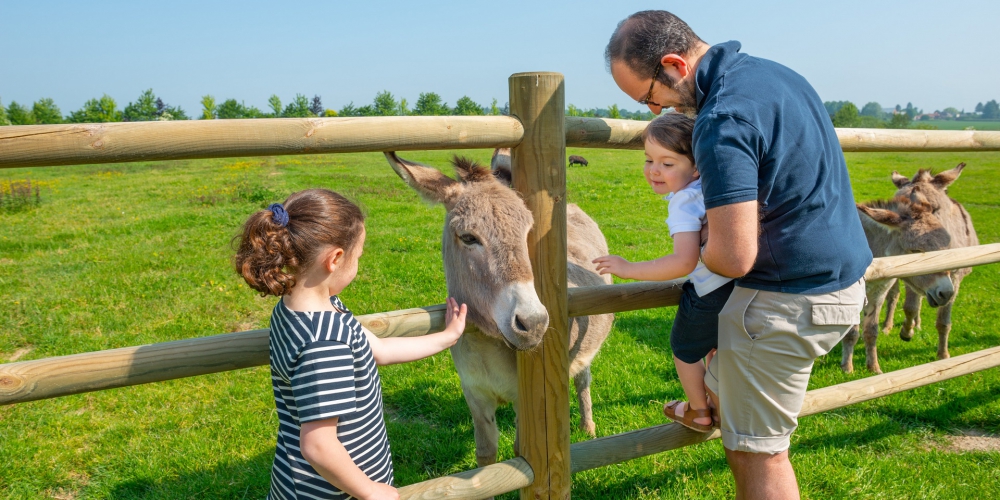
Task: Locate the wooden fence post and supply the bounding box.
[509,72,570,499]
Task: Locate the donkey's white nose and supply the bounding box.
[494,281,549,350]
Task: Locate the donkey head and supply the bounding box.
[859,163,967,307]
[384,151,548,350]
[858,198,953,306]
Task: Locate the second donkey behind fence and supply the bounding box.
[842,163,977,374]
[384,150,614,466]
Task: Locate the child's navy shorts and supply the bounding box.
[670,280,736,364]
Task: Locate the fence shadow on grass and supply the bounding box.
[793,385,1000,453]
[107,450,272,499]
[382,375,518,484]
[571,454,732,499]
[609,309,674,353]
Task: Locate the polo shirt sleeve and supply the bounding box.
[693,113,764,210]
[290,341,357,423]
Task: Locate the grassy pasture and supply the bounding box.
[920,119,1000,131]
[1,148,999,499]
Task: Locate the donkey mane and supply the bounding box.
[450,156,495,183]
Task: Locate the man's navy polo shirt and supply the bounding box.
[692,41,872,294]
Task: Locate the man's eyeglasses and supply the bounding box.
[638,63,662,106]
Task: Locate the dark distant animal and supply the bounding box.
[568,155,589,167]
[383,149,613,467]
[841,163,977,374]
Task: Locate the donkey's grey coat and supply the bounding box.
[843,163,977,374]
[384,150,613,466]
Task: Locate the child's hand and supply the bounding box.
[592,254,631,277]
[362,482,399,500]
[442,297,467,343]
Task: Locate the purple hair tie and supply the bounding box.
[268,203,289,227]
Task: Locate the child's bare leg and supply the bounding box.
[667,355,712,427]
[704,348,717,368]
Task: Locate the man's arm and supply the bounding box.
[702,200,758,278]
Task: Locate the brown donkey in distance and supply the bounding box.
[842,163,977,374]
[384,150,614,466]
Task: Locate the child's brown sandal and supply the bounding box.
[663,400,714,433]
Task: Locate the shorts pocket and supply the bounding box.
[811,304,861,326]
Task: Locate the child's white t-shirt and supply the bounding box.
[665,178,733,297]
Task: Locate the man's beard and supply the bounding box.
[663,74,698,116]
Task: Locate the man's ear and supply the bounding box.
[660,53,690,79]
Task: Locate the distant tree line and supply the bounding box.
[0,90,190,125]
[823,99,1000,129]
[1,89,661,126]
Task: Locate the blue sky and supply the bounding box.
[2,1,997,117]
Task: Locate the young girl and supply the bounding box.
[234,188,467,500]
[592,113,734,432]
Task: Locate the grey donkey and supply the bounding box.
[842,163,977,374]
[384,149,614,466]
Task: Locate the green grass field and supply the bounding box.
[1,148,999,499]
[920,119,1000,131]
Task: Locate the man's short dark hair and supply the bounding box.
[605,11,704,78]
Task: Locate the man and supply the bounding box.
[606,11,872,499]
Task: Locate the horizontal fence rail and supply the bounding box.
[3,243,998,407]
[0,304,456,405]
[395,344,1000,500]
[3,118,1000,169]
[0,116,525,168]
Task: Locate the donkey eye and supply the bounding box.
[459,234,480,246]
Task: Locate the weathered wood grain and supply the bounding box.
[511,72,571,500]
[0,116,525,169]
[0,304,455,405]
[864,243,1000,281]
[398,457,533,500]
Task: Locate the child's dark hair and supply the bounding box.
[234,189,365,297]
[642,112,695,166]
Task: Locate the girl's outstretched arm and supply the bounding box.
[365,297,467,365]
[593,231,701,281]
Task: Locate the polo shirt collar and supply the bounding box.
[695,40,743,111]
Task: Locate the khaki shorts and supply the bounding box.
[705,279,865,454]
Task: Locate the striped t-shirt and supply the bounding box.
[267,295,393,500]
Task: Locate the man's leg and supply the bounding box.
[706,280,865,498]
[705,384,798,499]
[726,449,799,500]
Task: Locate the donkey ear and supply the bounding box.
[490,148,513,187]
[857,203,903,230]
[932,162,966,189]
[891,171,910,188]
[384,152,462,208]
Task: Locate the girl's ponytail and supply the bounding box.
[234,205,299,296]
[233,189,365,297]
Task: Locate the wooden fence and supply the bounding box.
[3,72,1000,500]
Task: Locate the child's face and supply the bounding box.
[643,139,699,196]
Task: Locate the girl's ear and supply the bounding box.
[691,169,701,180]
[324,247,346,273]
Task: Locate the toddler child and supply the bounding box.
[592,113,734,432]
[234,188,467,500]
